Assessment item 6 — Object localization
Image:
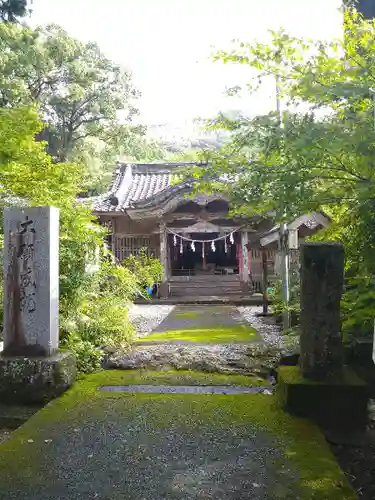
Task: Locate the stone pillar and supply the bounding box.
[159,223,169,298]
[3,207,60,356]
[240,231,249,292]
[0,207,76,403]
[299,242,344,380]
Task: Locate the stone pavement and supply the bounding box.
[0,306,356,499]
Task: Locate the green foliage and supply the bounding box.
[188,9,375,338]
[0,106,141,372]
[60,263,138,373]
[341,275,375,341]
[0,23,139,156]
[123,249,163,289]
[0,0,28,22]
[192,9,375,220]
[0,22,168,193]
[62,334,103,374]
[269,278,300,333]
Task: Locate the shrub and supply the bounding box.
[123,249,163,290]
[341,274,375,342]
[269,276,300,332]
[60,259,139,373]
[62,333,103,374]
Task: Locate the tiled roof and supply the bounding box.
[93,162,198,213]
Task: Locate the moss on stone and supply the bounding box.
[174,311,200,319]
[137,326,258,344]
[279,365,366,386]
[84,369,271,387]
[0,370,356,499]
[277,365,368,429]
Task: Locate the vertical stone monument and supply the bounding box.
[299,242,344,380]
[0,207,76,403]
[278,242,368,429]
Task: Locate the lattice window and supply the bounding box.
[114,236,157,261]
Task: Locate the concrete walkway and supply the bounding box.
[0,306,356,499]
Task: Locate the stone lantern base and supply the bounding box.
[0,351,76,404]
[277,365,369,430]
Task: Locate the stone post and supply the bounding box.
[278,241,368,430]
[3,207,59,356]
[240,231,249,292]
[159,223,169,298]
[0,207,76,403]
[299,242,344,380]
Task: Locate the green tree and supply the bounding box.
[0,0,28,22]
[0,105,147,370]
[0,22,170,192]
[1,23,139,160]
[189,9,375,337]
[192,9,375,242]
[0,105,100,299]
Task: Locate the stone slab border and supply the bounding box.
[98,385,273,394]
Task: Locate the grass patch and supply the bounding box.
[174,311,200,319]
[137,326,258,343]
[0,370,356,500]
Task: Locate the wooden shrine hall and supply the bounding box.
[93,162,330,298]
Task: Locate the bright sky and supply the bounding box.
[29,0,343,127]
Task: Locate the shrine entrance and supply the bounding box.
[169,229,240,277]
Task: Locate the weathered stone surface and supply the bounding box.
[106,343,285,378]
[0,351,76,403]
[3,207,59,357]
[299,242,344,380]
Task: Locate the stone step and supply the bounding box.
[170,275,240,282]
[169,283,241,290]
[170,288,243,297]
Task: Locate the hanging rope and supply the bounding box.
[166,226,244,244]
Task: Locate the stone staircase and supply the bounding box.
[169,274,244,298]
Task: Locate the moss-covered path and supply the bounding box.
[0,306,356,499]
[139,304,260,344]
[108,305,283,376]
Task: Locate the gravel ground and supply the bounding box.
[237,306,298,349]
[128,305,175,338]
[0,429,11,444]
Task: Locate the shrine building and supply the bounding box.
[93,162,329,298]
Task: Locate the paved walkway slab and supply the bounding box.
[0,371,356,500]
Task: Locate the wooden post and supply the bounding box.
[262,248,268,314]
[159,223,169,297]
[241,231,249,292]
